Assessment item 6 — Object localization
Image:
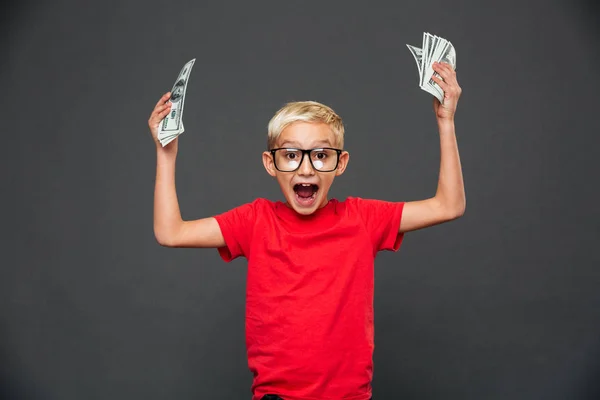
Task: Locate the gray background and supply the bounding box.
[2,0,600,399]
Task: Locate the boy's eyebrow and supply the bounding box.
[279,141,300,147]
[279,140,332,148]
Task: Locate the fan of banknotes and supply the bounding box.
[158,58,196,147]
[406,32,456,103]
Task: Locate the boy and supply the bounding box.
[148,61,464,400]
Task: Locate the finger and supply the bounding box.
[155,107,171,121]
[154,92,172,108]
[431,63,447,80]
[158,105,171,116]
[434,67,459,90]
[437,61,455,71]
[435,62,455,74]
[150,104,171,124]
[440,63,458,82]
[153,101,172,116]
[431,74,449,91]
[432,62,453,80]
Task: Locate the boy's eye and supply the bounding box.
[315,152,327,160]
[286,153,297,160]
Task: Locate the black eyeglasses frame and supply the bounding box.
[269,147,343,172]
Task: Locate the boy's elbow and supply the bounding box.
[154,228,177,247]
[155,237,171,247]
[448,200,466,220]
[452,207,465,220]
[155,233,170,247]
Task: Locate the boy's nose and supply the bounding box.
[298,154,315,175]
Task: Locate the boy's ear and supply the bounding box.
[262,151,277,177]
[335,151,350,176]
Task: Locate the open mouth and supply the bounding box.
[293,183,319,206]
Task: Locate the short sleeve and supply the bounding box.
[350,197,405,253]
[213,200,258,262]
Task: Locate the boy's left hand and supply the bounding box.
[431,62,462,121]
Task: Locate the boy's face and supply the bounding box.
[262,122,349,216]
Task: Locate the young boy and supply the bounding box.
[148,61,464,400]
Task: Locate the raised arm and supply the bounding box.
[399,62,466,233]
[149,92,225,248]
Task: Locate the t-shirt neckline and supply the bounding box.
[274,198,340,222]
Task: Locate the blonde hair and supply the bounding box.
[267,101,345,149]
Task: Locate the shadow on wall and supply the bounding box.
[0,343,57,400]
[575,0,600,35]
[1,0,31,26]
[1,0,36,53]
[578,341,600,400]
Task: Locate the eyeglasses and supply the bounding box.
[270,147,342,172]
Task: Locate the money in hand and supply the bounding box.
[406,33,456,103]
[157,58,196,147]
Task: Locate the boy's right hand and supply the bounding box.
[148,92,177,150]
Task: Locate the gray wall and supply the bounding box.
[2,1,599,399]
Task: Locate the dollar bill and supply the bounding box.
[158,58,196,147]
[428,40,455,100]
[406,44,423,80]
[406,33,456,104]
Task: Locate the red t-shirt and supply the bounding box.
[214,197,404,400]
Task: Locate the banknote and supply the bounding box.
[406,33,456,103]
[158,58,196,146]
[406,45,423,80]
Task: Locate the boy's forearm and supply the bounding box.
[434,119,466,218]
[153,149,184,245]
